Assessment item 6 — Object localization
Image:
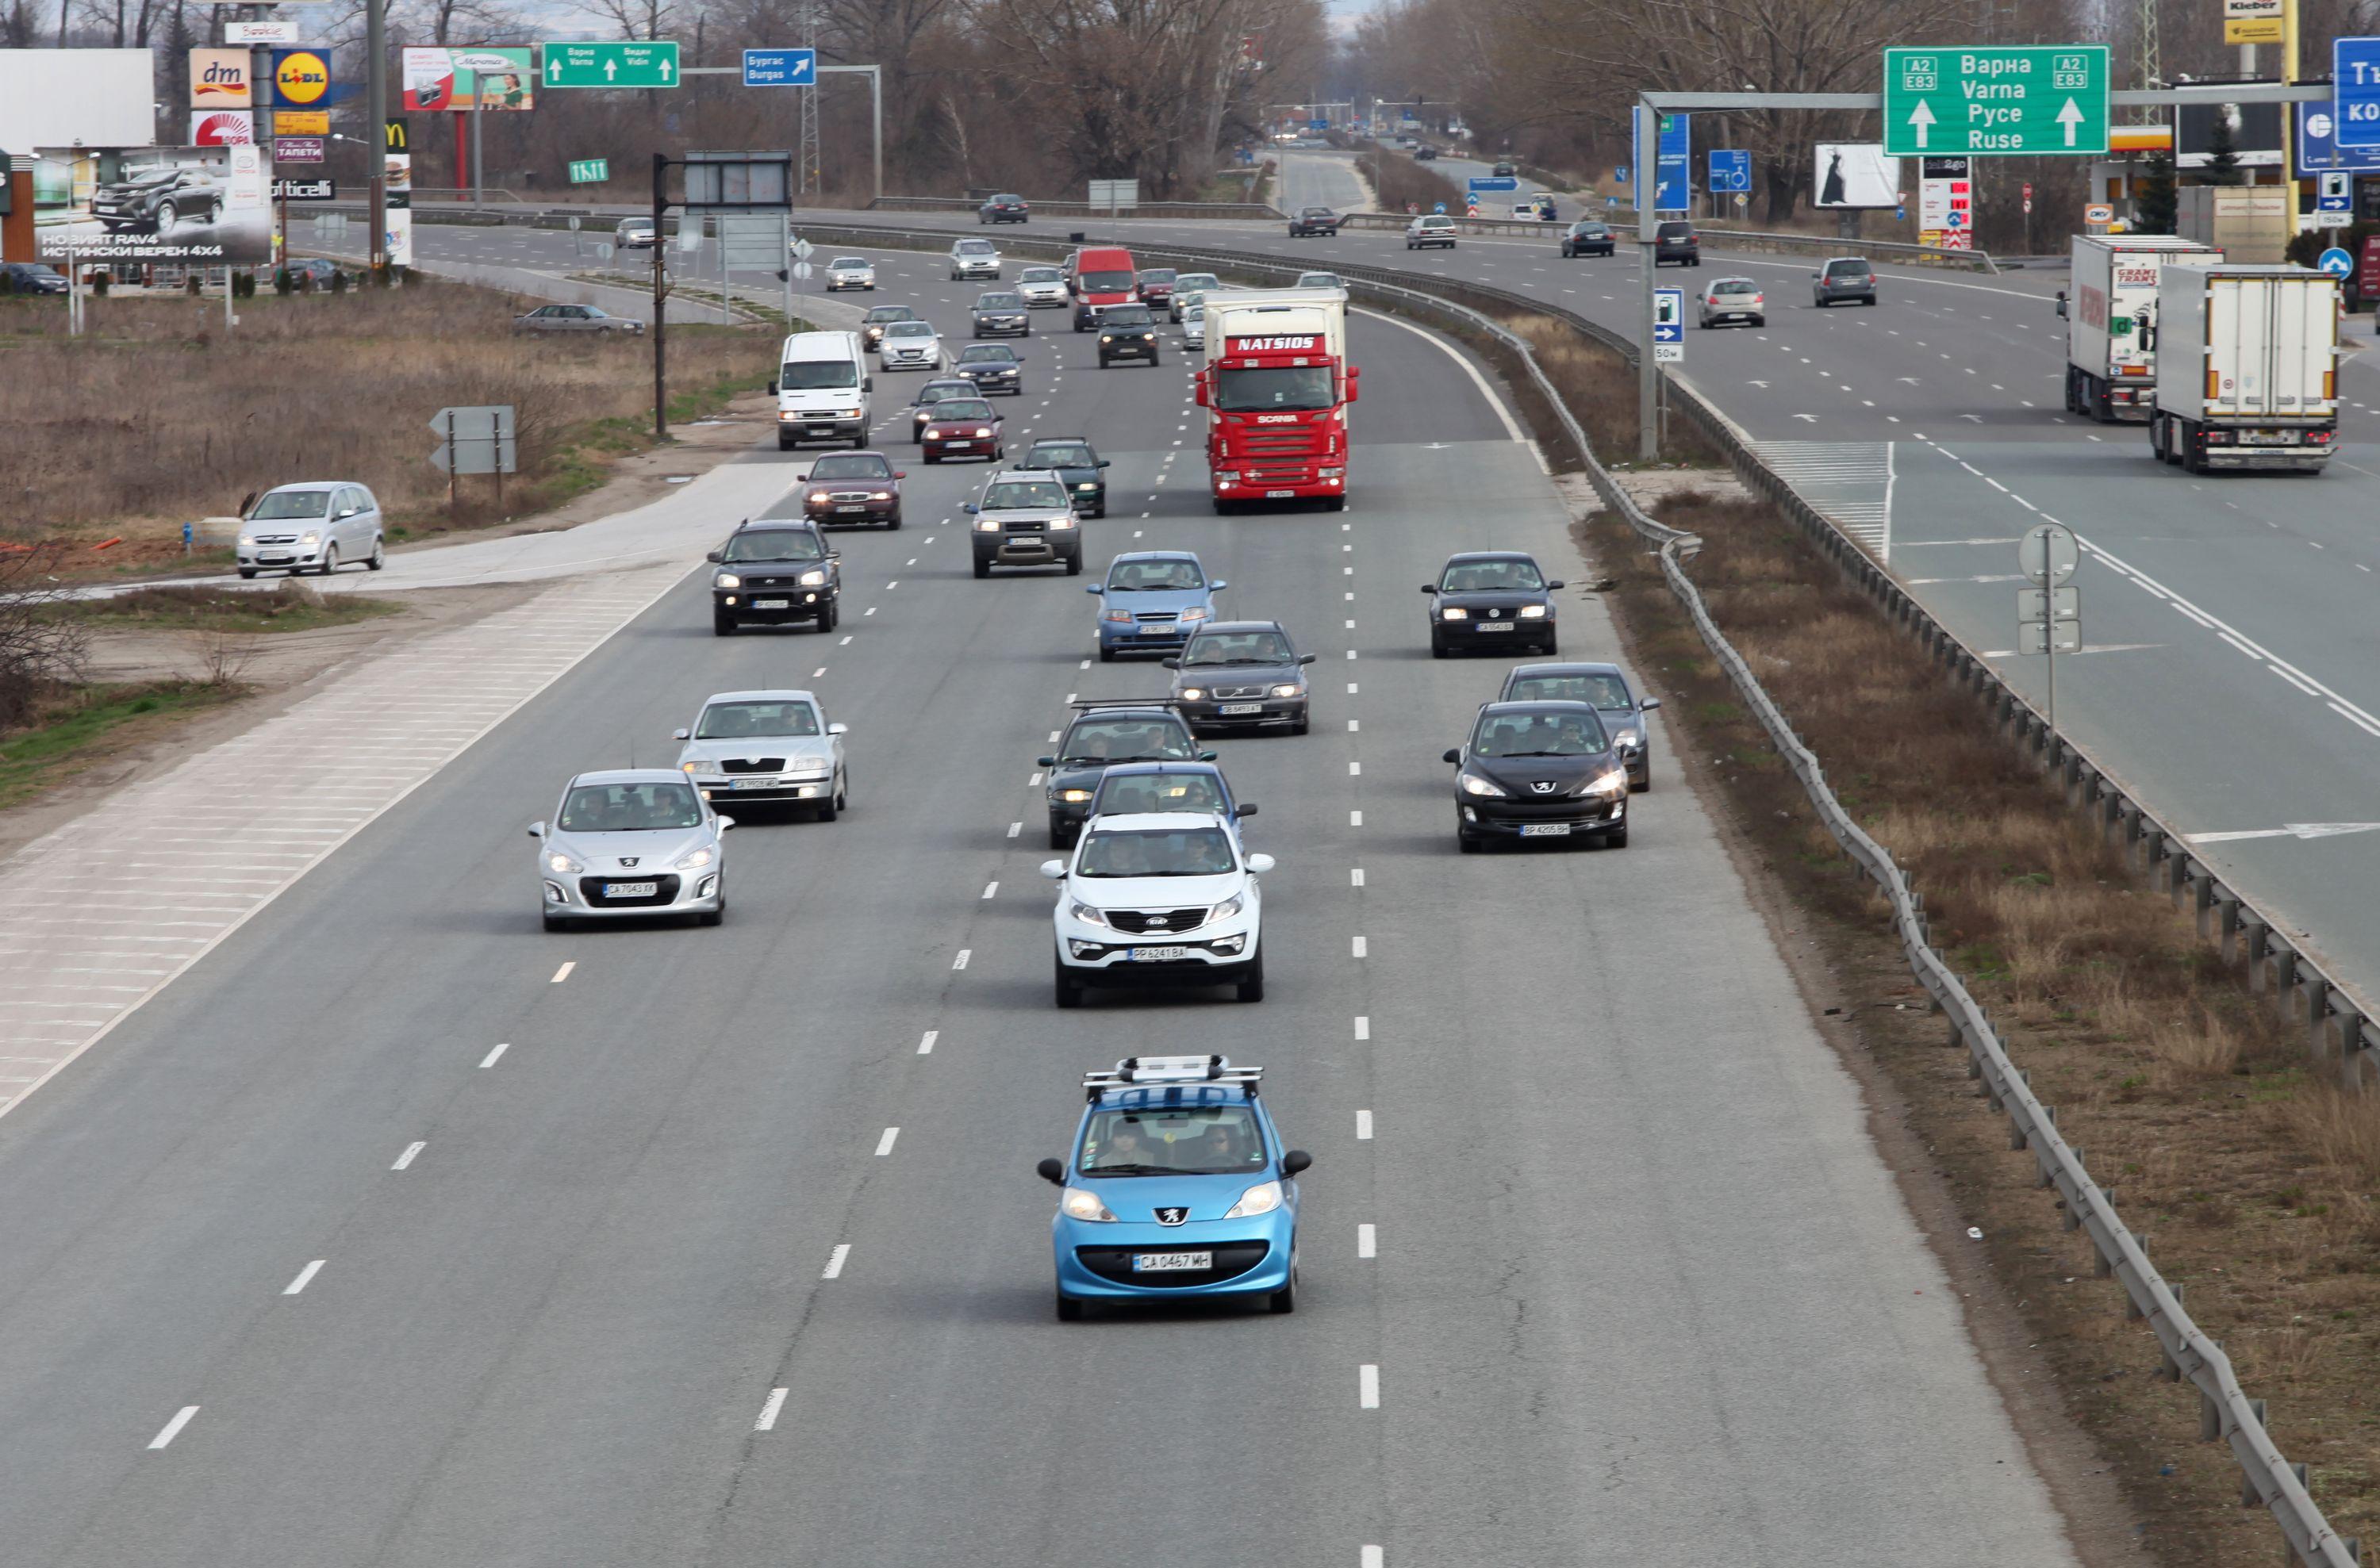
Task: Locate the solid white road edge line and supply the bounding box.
[1351,305,1526,443]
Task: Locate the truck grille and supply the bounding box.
[1240,428,1315,454]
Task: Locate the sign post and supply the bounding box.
[1883,47,2109,157]
[2017,523,2081,727]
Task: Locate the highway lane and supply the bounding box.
[0,251,2075,1562]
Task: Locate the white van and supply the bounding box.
[770,330,872,451]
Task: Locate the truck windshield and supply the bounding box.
[1215,365,1334,412]
[1079,270,1134,292]
[780,361,858,389]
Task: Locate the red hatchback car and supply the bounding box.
[920,397,1006,464]
[800,449,907,528]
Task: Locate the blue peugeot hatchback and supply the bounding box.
[1038,1056,1311,1320]
[1089,551,1225,661]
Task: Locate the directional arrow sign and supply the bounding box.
[542,40,680,89]
[1884,47,2109,157]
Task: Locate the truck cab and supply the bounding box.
[1193,289,1360,514]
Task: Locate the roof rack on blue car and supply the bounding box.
[1083,1055,1262,1101]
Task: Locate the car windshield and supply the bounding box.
[930,401,994,422]
[1176,274,1219,293]
[1020,266,1063,282]
[1441,558,1544,592]
[957,240,994,255]
[251,489,332,519]
[1473,709,1610,757]
[959,345,1015,362]
[1080,269,1134,292]
[865,307,916,324]
[1079,1103,1267,1175]
[780,359,858,389]
[1215,366,1334,412]
[1107,559,1203,592]
[829,257,866,268]
[620,220,653,232]
[917,383,971,404]
[885,321,935,338]
[722,530,825,563]
[1507,672,1631,709]
[1299,274,1342,286]
[808,454,891,479]
[1028,444,1095,468]
[1102,306,1154,326]
[1140,270,1177,284]
[1184,630,1292,665]
[558,781,703,831]
[1077,825,1238,878]
[1712,281,1757,296]
[1093,771,1227,818]
[984,480,1066,509]
[977,293,1022,310]
[1060,718,1196,763]
[695,700,821,739]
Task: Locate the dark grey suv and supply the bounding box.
[1814,257,1878,306]
[1653,221,1699,267]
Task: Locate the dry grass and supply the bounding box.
[0,283,772,573]
[1507,315,1720,468]
[1580,478,2380,1564]
[1357,148,1464,215]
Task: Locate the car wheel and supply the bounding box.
[1048,815,1072,851]
[713,610,736,636]
[1604,825,1630,849]
[1268,1258,1297,1313]
[1096,643,1115,662]
[924,453,939,464]
[1538,634,1557,656]
[973,558,991,579]
[886,513,902,530]
[1752,316,1765,328]
[820,600,840,632]
[1290,717,1309,735]
[816,785,838,823]
[238,567,258,579]
[1430,633,1448,658]
[1862,295,1876,306]
[1149,351,1161,366]
[851,433,867,450]
[698,895,724,926]
[367,536,386,571]
[1065,552,1082,576]
[1235,951,1265,1003]
[778,434,797,451]
[1055,953,1086,1009]
[157,201,178,228]
[543,911,570,931]
[318,544,339,577]
[1457,828,1484,854]
[1056,1288,1084,1321]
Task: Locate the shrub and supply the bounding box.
[90,271,109,297]
[329,269,347,295]
[274,267,294,296]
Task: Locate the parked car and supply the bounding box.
[1698,277,1764,328]
[1413,144,1439,161]
[797,449,905,529]
[614,217,658,250]
[979,193,1031,224]
[282,258,342,289]
[1814,256,1878,307]
[1653,220,1700,267]
[1560,220,1614,259]
[513,302,643,335]
[0,261,67,295]
[919,396,1004,463]
[236,481,386,578]
[1288,206,1344,237]
[823,255,876,291]
[1405,214,1458,250]
[92,166,220,232]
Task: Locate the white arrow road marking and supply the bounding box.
[1908,100,1937,149]
[2187,823,2380,845]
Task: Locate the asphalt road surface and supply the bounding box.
[0,245,2075,1564]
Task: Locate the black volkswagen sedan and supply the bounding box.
[1163,620,1316,734]
[1423,551,1564,657]
[1442,701,1630,852]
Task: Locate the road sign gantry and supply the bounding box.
[1883,47,2109,157]
[541,41,681,89]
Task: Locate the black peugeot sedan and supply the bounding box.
[952,342,1024,396]
[1443,700,1630,852]
[1423,551,1564,657]
[1499,661,1661,790]
[708,519,841,635]
[1163,620,1317,735]
[1023,435,1111,517]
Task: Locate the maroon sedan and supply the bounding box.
[920,398,1005,465]
[800,450,907,529]
[1135,268,1177,309]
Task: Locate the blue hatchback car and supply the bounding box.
[1089,551,1225,661]
[1038,1056,1311,1320]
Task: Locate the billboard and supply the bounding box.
[189,48,253,108]
[0,50,155,151]
[36,144,271,265]
[1814,143,1902,209]
[271,50,333,109]
[401,47,535,112]
[190,110,256,145]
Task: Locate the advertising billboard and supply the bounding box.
[189,48,253,109]
[190,110,257,145]
[272,50,333,109]
[1814,143,1902,209]
[401,47,535,112]
[0,50,155,151]
[35,144,271,266]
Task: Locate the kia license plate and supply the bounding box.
[753,599,791,609]
[1219,703,1263,715]
[1475,621,1515,633]
[1132,1251,1211,1272]
[604,880,658,897]
[1519,823,1571,838]
[1129,945,1192,962]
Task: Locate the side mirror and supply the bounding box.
[1192,378,1210,408]
[1235,803,1257,817]
[1280,1149,1313,1178]
[1161,657,1180,669]
[1246,853,1276,872]
[1546,579,1565,590]
[1211,580,1226,591]
[1641,696,1662,711]
[1036,1157,1066,1186]
[716,816,736,830]
[766,380,778,395]
[1420,583,1438,593]
[827,722,849,736]
[1039,858,1068,879]
[527,822,547,838]
[1442,748,1461,765]
[1297,653,1317,665]
[1037,754,1058,767]
[894,471,908,480]
[672,727,691,741]
[1097,458,1111,468]
[863,375,874,391]
[1346,366,1361,404]
[705,550,723,563]
[1084,584,1102,594]
[962,502,979,514]
[1199,749,1219,761]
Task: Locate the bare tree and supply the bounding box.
[0,545,92,731]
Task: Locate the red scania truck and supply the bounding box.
[1194,288,1360,513]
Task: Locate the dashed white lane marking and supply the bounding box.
[981,882,998,899]
[1345,681,1358,694]
[1345,650,1357,660]
[1354,1016,1370,1040]
[1348,719,1360,732]
[1007,822,1022,838]
[953,949,972,970]
[1080,659,1092,670]
[148,1406,200,1450]
[391,1141,426,1171]
[874,1127,900,1157]
[812,666,827,678]
[1349,868,1365,887]
[1348,761,1361,776]
[1352,936,1367,958]
[755,1387,789,1431]
[886,581,900,590]
[840,635,854,645]
[283,1259,325,1296]
[1358,1224,1376,1258]
[823,1244,851,1279]
[1345,619,1355,630]
[1359,1365,1380,1408]
[550,962,574,983]
[1345,591,1354,601]
[918,1030,939,1055]
[1362,1547,1385,1568]
[864,607,877,616]
[1357,1109,1373,1139]
[478,1042,509,1069]
[1349,810,1363,826]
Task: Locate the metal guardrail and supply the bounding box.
[765,209,2363,1568]
[1335,210,2000,273]
[865,195,1286,220]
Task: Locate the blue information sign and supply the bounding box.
[1652,287,1683,344]
[1633,113,1691,211]
[742,47,816,87]
[2297,100,2380,174]
[2336,38,2380,148]
[2319,247,2355,278]
[1707,148,1750,193]
[1467,176,1518,194]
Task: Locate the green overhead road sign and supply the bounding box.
[1883,46,2109,156]
[568,158,608,183]
[542,40,680,89]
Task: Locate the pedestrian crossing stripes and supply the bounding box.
[1749,441,1895,562]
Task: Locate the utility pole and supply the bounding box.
[1635,99,1658,462]
[367,0,387,278]
[652,151,669,438]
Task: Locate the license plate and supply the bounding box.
[1265,489,1296,498]
[835,504,867,513]
[1475,621,1516,632]
[1139,624,1172,635]
[730,777,774,790]
[1219,703,1263,715]
[1519,823,1572,838]
[1132,1252,1211,1272]
[1130,945,1192,961]
[604,880,658,896]
[753,599,790,609]
[2243,431,2297,446]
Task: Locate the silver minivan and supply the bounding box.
[236,481,385,577]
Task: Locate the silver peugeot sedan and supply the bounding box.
[529,769,733,930]
[673,689,849,819]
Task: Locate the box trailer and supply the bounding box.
[2148,265,2339,473]
[2063,235,2219,422]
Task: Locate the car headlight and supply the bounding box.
[869,491,892,500]
[298,531,321,547]
[1100,335,1114,343]
[1067,899,1108,926]
[1051,516,1076,529]
[1180,606,1210,623]
[1223,1179,1283,1218]
[1613,729,1641,749]
[1271,683,1304,699]
[976,518,1001,532]
[798,569,828,586]
[1102,609,1133,623]
[1060,1187,1119,1222]
[1585,769,1630,796]
[675,846,715,871]
[789,761,832,779]
[1077,481,1098,490]
[1439,605,1469,620]
[715,573,742,588]
[1207,893,1243,922]
[546,851,583,874]
[1518,604,1549,619]
[973,427,992,438]
[1059,788,1094,803]
[681,761,701,775]
[1459,772,1507,798]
